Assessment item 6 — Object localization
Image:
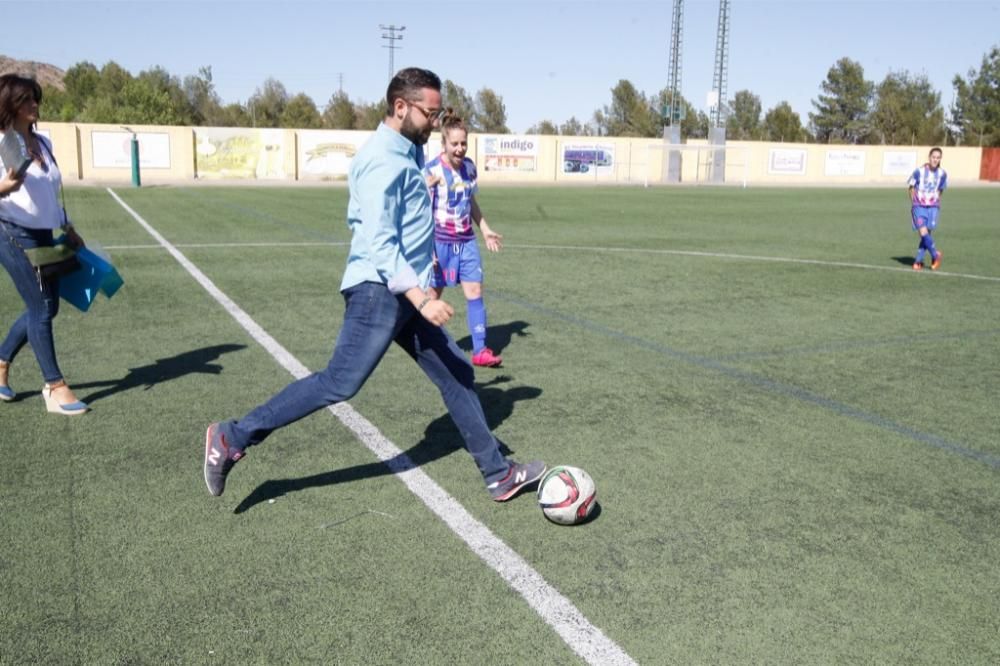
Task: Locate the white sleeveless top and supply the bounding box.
[0,133,64,230]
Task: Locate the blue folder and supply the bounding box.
[59,247,124,312]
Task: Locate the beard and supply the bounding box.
[400,115,432,145]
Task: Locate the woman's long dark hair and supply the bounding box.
[0,74,42,131]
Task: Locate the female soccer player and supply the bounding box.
[908,147,947,271]
[424,112,504,367]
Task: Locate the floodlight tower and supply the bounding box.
[380,24,405,82]
[709,0,731,128]
[662,0,684,183]
[665,0,684,128]
[707,0,731,183]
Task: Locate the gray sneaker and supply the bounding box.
[488,460,546,501]
[203,423,244,497]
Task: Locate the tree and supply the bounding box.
[322,91,356,129]
[441,80,476,129]
[761,102,810,142]
[726,89,762,140]
[559,116,588,136]
[82,76,184,125]
[871,71,945,145]
[216,103,252,128]
[246,78,289,128]
[526,120,558,135]
[809,57,874,144]
[281,93,322,128]
[474,88,509,133]
[950,45,1000,146]
[183,66,224,126]
[59,61,100,119]
[96,61,131,99]
[601,79,659,137]
[354,100,385,130]
[681,102,710,140]
[137,66,195,125]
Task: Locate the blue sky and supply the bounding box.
[11,0,1000,133]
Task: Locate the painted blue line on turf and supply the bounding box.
[496,291,1000,470]
[715,328,1000,361]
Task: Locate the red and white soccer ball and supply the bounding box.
[537,465,597,525]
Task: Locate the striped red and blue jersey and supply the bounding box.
[908,164,947,207]
[425,155,478,242]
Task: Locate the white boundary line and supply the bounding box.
[104,241,348,250]
[505,243,1000,283]
[105,188,637,666]
[105,240,1000,283]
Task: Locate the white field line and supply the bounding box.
[105,239,1000,283]
[105,188,637,666]
[504,243,1000,283]
[103,241,348,250]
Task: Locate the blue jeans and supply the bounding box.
[223,281,509,484]
[0,219,64,383]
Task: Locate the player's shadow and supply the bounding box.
[70,343,247,404]
[892,255,916,266]
[454,319,531,354]
[233,375,542,514]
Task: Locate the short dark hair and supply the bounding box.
[385,68,441,116]
[929,146,943,157]
[0,74,43,130]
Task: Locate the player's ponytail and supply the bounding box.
[440,108,466,136]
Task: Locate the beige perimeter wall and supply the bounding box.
[38,121,984,187]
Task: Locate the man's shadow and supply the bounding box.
[73,343,246,404]
[892,256,916,266]
[454,319,531,354]
[233,375,542,513]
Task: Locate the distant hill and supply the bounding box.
[0,55,65,90]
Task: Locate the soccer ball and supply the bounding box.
[537,465,597,525]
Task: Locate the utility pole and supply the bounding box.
[379,24,405,82]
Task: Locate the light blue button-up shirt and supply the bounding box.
[340,123,434,294]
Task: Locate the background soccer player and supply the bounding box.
[424,113,504,367]
[908,147,947,271]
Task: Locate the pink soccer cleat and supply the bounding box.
[471,347,503,367]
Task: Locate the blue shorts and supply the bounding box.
[911,206,940,231]
[431,239,483,287]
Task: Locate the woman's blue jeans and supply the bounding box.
[0,219,64,383]
[224,281,509,484]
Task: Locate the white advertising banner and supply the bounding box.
[767,148,807,175]
[561,143,615,175]
[824,150,866,176]
[882,150,918,177]
[298,130,373,180]
[481,135,539,172]
[92,131,171,169]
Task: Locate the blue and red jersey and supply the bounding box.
[908,164,947,207]
[425,155,478,242]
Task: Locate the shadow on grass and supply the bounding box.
[233,374,542,514]
[76,343,247,404]
[454,319,531,354]
[892,255,917,266]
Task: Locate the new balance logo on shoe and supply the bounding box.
[204,423,244,497]
[488,460,546,502]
